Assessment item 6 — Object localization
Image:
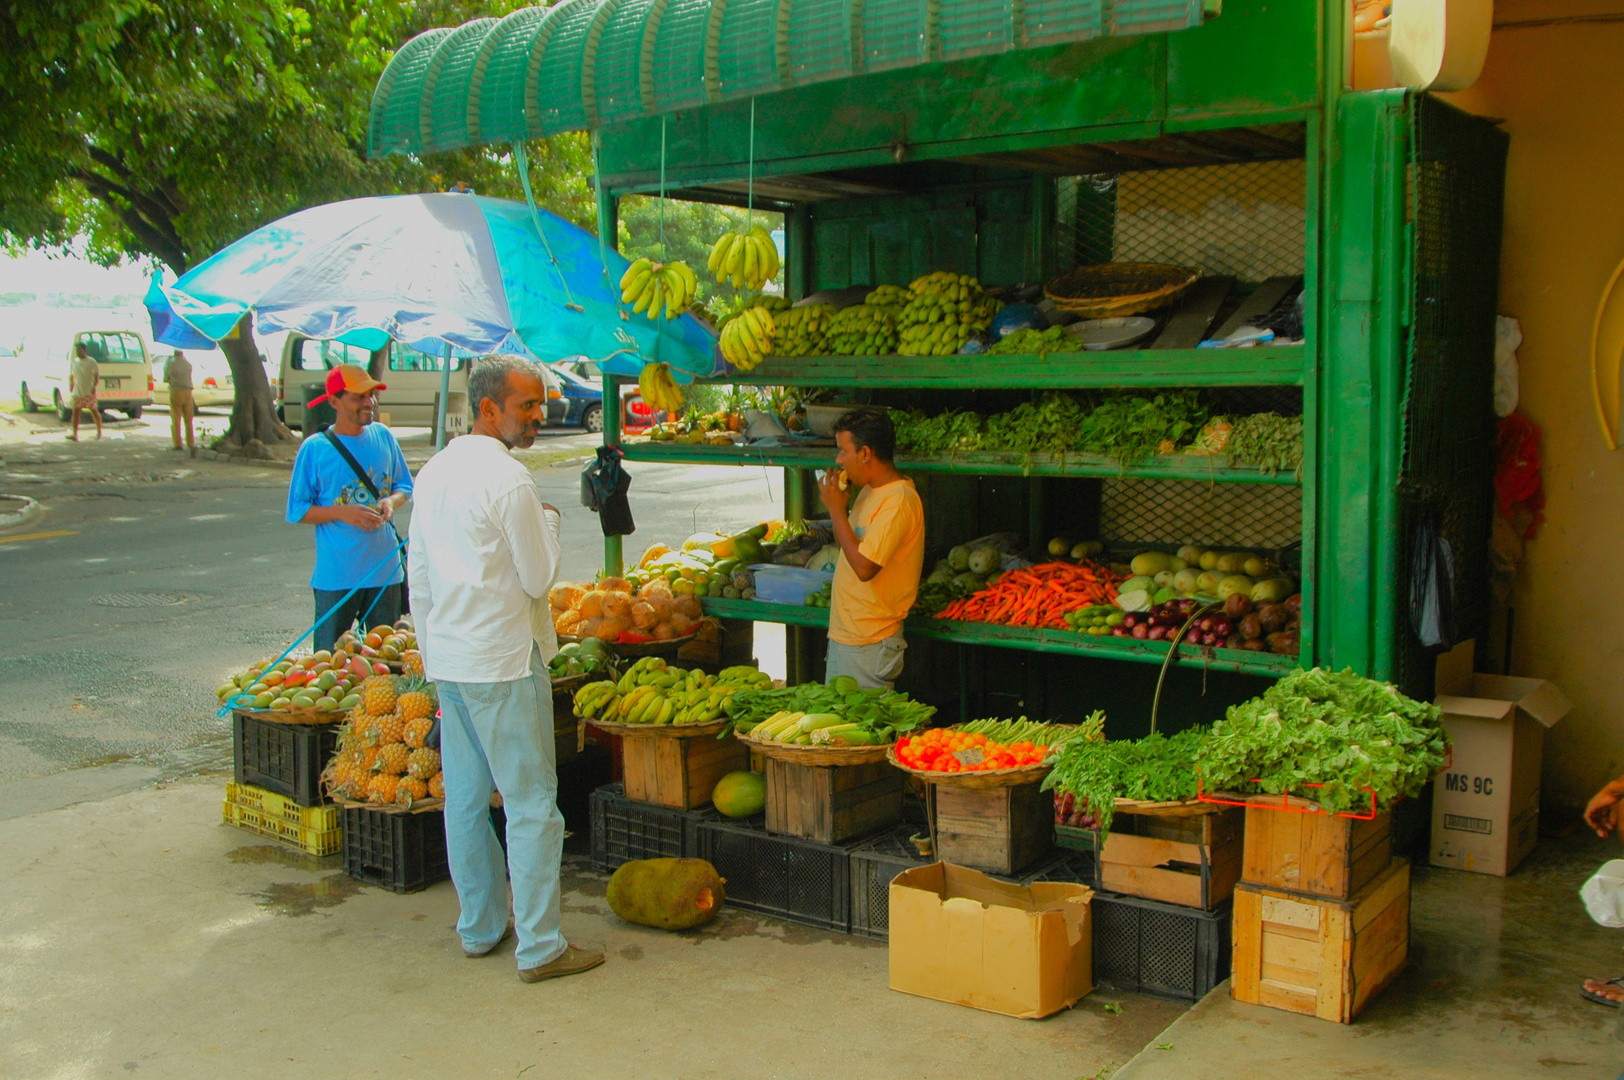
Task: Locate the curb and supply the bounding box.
[0,494,41,528]
[198,449,294,470]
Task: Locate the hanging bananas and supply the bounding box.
[706,226,780,291]
[719,305,776,371]
[619,257,698,320]
[637,362,684,414]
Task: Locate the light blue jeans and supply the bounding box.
[436,647,566,970]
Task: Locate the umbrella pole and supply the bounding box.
[435,342,453,451]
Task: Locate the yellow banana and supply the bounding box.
[724,233,744,278]
[743,238,758,289]
[707,234,730,276]
[619,257,651,299]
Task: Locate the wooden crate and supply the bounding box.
[764,758,902,843]
[1242,799,1392,900]
[933,781,1054,876]
[621,733,748,810]
[1232,857,1410,1023]
[1098,804,1244,910]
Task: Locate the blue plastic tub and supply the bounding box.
[749,565,834,605]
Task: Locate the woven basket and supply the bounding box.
[1112,797,1219,818]
[738,732,893,766]
[332,795,446,815]
[236,706,343,727]
[885,746,1052,789]
[557,629,702,659]
[585,716,732,739]
[548,672,595,695]
[1044,263,1201,318]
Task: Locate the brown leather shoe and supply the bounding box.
[463,924,511,958]
[517,943,604,983]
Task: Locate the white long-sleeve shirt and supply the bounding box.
[407,434,562,683]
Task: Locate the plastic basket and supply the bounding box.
[589,782,718,873]
[342,806,450,894]
[747,564,834,605]
[232,710,339,807]
[223,799,343,856]
[694,817,853,933]
[225,782,342,831]
[849,827,932,939]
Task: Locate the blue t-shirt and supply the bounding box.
[286,425,414,590]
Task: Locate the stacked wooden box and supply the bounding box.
[1230,801,1410,1023]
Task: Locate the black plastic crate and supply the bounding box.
[695,817,852,933]
[232,710,339,807]
[342,806,450,894]
[849,827,932,940]
[589,783,717,873]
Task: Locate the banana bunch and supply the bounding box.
[637,361,684,414]
[572,679,621,720]
[620,258,698,320]
[575,657,775,726]
[717,294,791,334]
[707,226,780,290]
[719,305,775,371]
[865,284,911,311]
[769,304,835,357]
[895,271,1002,356]
[824,303,899,356]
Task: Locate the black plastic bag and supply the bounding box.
[582,446,635,538]
[1408,502,1458,651]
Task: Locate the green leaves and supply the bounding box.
[1042,724,1205,838]
[892,390,1210,466]
[724,682,935,740]
[1224,412,1304,479]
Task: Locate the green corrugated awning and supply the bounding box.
[369,0,1214,159]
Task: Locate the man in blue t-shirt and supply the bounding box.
[286,364,414,651]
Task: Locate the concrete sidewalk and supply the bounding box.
[0,776,1181,1080]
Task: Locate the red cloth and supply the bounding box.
[1496,412,1544,538]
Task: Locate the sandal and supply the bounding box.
[1581,977,1624,1007]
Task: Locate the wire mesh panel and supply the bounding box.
[593,0,662,125]
[1099,478,1302,552]
[1108,0,1203,35]
[368,28,454,158]
[1392,96,1508,697]
[1055,159,1307,284]
[419,18,499,156]
[531,0,603,134]
[939,0,1014,60]
[715,0,786,98]
[861,0,934,73]
[1023,0,1103,48]
[648,0,711,112]
[786,0,856,86]
[469,7,553,145]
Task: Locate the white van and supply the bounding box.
[17,330,154,420]
[277,335,566,433]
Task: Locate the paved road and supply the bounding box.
[0,422,786,793]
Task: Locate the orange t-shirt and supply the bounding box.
[827,478,925,646]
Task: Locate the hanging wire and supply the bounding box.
[513,142,584,313]
[590,131,613,291]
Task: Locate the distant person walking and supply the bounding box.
[67,341,102,441]
[164,350,196,456]
[408,355,602,983]
[286,364,413,652]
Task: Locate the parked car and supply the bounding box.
[547,361,605,433]
[277,336,567,432]
[18,330,153,420]
[152,351,235,409]
[550,357,661,432]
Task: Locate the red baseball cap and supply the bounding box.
[309,363,386,406]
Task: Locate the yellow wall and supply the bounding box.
[1438,0,1624,809]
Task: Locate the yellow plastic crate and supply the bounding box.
[223,799,343,856]
[225,781,341,831]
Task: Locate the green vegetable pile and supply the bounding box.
[911,575,981,616]
[1072,390,1208,466]
[891,407,986,455]
[1198,667,1449,814]
[957,716,1096,753]
[1041,725,1205,838]
[724,678,936,739]
[987,326,1083,356]
[1224,412,1304,480]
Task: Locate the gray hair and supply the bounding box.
[466,355,536,416]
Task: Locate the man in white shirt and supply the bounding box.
[407,356,603,983]
[68,341,102,441]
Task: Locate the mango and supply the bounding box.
[606,858,726,931]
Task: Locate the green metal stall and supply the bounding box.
[371,0,1507,732]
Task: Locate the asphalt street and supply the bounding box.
[0,414,787,802]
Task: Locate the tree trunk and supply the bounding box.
[218,315,298,454]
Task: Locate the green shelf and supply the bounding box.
[643,346,1305,390]
[619,440,1300,485]
[699,599,1299,677]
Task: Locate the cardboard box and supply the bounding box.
[1431,642,1571,876]
[888,862,1092,1019]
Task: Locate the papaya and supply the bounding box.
[711,770,765,818]
[606,858,726,931]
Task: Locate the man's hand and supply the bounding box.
[541,503,559,516]
[335,504,385,531]
[818,469,848,517]
[374,499,394,524]
[1587,779,1624,838]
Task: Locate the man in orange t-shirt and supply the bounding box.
[817,407,924,690]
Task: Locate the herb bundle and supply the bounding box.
[1073,390,1208,466]
[1041,725,1205,838]
[1224,412,1304,480]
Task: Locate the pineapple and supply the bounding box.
[366,773,401,804]
[395,775,428,807]
[367,711,405,746]
[407,747,441,780]
[403,716,434,749]
[334,762,369,800]
[361,674,397,717]
[428,772,445,799]
[345,745,379,771]
[374,742,410,776]
[402,649,425,678]
[396,678,435,723]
